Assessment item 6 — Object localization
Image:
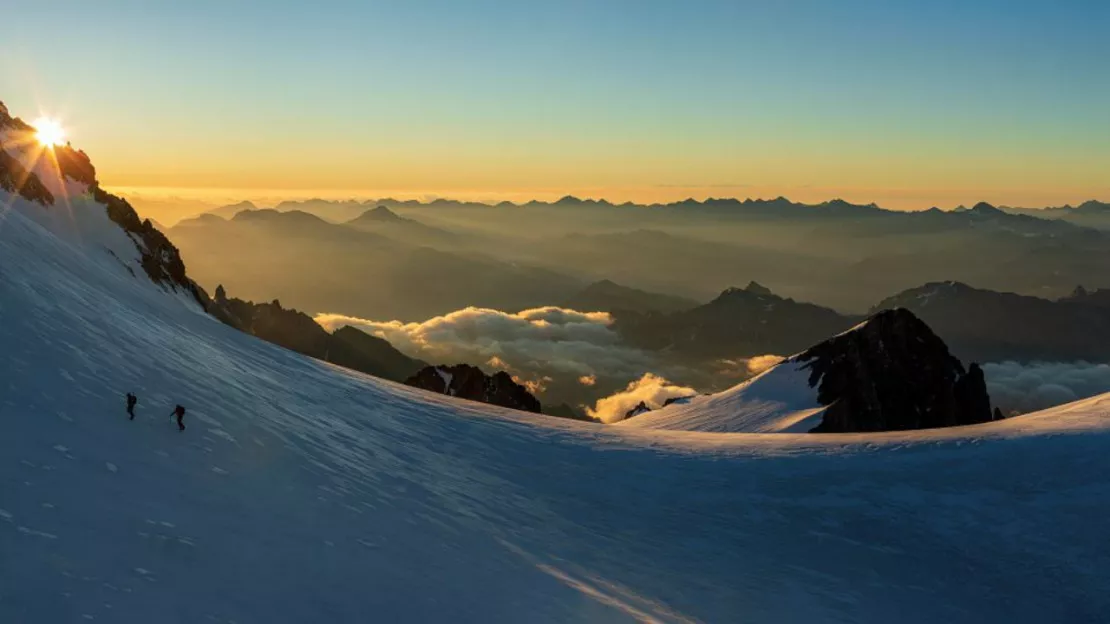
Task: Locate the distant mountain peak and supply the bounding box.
[232,208,278,220]
[1077,200,1110,213]
[233,208,325,224]
[623,401,652,420]
[969,201,1003,215]
[360,205,405,221]
[744,281,774,296]
[226,200,257,212]
[715,281,778,301]
[869,281,978,312]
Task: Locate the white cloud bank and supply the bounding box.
[984,362,1110,415]
[586,373,697,424]
[316,306,657,381]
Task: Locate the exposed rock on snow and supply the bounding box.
[0,145,54,205]
[208,290,425,382]
[799,308,995,432]
[404,364,541,413]
[617,358,828,432]
[621,308,996,433]
[0,100,205,306]
[622,401,652,420]
[4,98,1110,623]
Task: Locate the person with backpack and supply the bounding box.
[171,404,186,431]
[126,393,138,420]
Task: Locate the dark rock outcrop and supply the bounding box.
[209,290,425,382]
[330,326,428,383]
[799,308,995,432]
[0,100,205,307]
[95,186,205,305]
[623,401,652,420]
[0,148,53,205]
[0,104,59,206]
[404,364,541,413]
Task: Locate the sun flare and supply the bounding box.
[32,117,66,147]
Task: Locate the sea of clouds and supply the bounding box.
[316,306,656,380]
[984,361,1110,415]
[316,307,1110,422]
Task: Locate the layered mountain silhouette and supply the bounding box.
[169,208,582,320]
[1061,285,1110,310]
[1002,200,1110,231]
[345,205,460,247]
[207,200,259,219]
[561,279,698,314]
[874,281,1110,363]
[613,281,857,359]
[167,193,1110,314]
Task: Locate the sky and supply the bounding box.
[3,0,1108,209]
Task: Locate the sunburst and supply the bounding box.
[31,117,66,147]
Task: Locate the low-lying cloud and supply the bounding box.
[317,306,786,418]
[743,355,785,375]
[984,361,1110,415]
[316,306,659,382]
[586,373,697,424]
[713,355,786,382]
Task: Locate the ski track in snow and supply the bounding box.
[1,188,1110,622]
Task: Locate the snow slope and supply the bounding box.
[3,193,1110,622]
[616,359,827,433]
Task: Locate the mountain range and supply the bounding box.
[615,279,1110,366]
[158,195,1110,316]
[620,308,997,433]
[170,208,583,321]
[5,97,1110,622]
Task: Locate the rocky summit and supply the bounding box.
[798,308,996,432]
[405,364,542,414]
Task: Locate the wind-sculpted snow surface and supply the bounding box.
[2,198,1110,622]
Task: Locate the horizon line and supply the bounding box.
[108,185,1109,213]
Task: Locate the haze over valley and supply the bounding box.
[139,195,1110,418]
[4,1,1110,621]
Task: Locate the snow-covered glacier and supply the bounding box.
[2,154,1110,622]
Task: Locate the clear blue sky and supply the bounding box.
[3,0,1108,208]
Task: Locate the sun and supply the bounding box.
[32,117,67,147]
